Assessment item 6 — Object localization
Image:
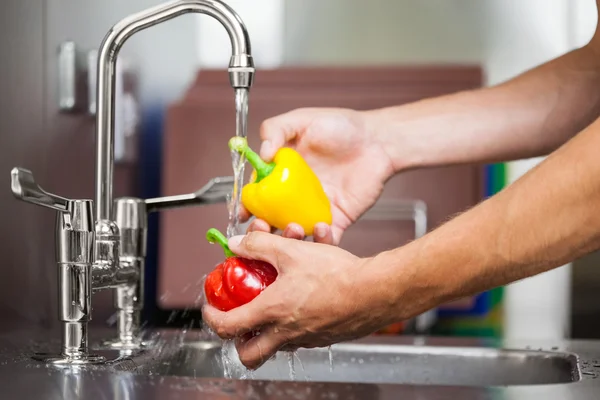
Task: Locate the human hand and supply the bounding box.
[202,231,402,370]
[241,108,394,245]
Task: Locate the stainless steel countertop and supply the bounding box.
[1,326,600,399]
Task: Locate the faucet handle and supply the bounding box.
[11,167,70,212]
[145,176,234,213]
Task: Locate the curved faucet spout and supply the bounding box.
[95,0,254,222]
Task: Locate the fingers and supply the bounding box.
[259,109,313,161]
[313,222,334,245]
[247,220,335,244]
[235,325,292,369]
[228,231,298,266]
[202,301,274,340]
[282,223,305,240]
[247,219,277,234]
[238,205,252,223]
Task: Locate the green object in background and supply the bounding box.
[432,163,507,339]
[488,162,507,194]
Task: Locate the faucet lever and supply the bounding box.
[11,166,99,363]
[145,176,234,213]
[11,167,70,212]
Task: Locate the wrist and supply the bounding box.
[365,237,460,322]
[361,106,425,174]
[367,247,421,322]
[356,246,429,324]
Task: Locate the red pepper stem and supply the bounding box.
[228,137,275,182]
[206,228,236,258]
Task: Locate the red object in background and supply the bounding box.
[377,322,405,335]
[204,228,278,312]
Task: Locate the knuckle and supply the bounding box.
[242,231,261,253]
[274,244,295,265]
[242,344,266,370]
[246,220,258,233]
[265,297,292,321]
[259,119,277,139]
[214,324,230,338]
[212,319,235,339]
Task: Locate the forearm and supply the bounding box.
[368,44,600,172]
[374,116,600,320]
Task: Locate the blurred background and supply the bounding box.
[1,0,598,341]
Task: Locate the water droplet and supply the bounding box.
[166,311,178,324]
[160,292,171,302]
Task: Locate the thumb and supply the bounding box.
[228,231,296,267]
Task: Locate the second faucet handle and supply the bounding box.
[11,167,70,212]
[145,176,234,213]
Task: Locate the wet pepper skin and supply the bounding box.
[229,137,332,236]
[204,228,278,312]
[205,256,277,312]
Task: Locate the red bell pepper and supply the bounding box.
[204,228,278,312]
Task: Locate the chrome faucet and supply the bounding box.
[11,0,253,365]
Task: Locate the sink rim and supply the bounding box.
[172,339,582,363]
[108,332,584,387]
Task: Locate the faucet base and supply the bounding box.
[32,352,106,365]
[100,337,152,350]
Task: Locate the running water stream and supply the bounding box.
[169,88,306,381]
[227,88,248,238]
[221,88,250,378]
[218,88,308,381]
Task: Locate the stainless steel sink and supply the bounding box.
[116,335,581,387]
[3,328,600,399]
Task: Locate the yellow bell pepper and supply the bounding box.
[228,136,332,236]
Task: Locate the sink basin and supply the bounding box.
[121,337,581,387]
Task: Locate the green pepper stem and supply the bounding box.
[228,136,275,182]
[206,228,236,258]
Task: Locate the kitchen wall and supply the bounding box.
[46,0,200,107]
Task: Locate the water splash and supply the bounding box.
[287,351,296,381]
[220,339,248,379]
[193,275,207,308]
[166,311,178,324]
[221,340,235,379]
[293,351,309,381]
[328,346,334,372]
